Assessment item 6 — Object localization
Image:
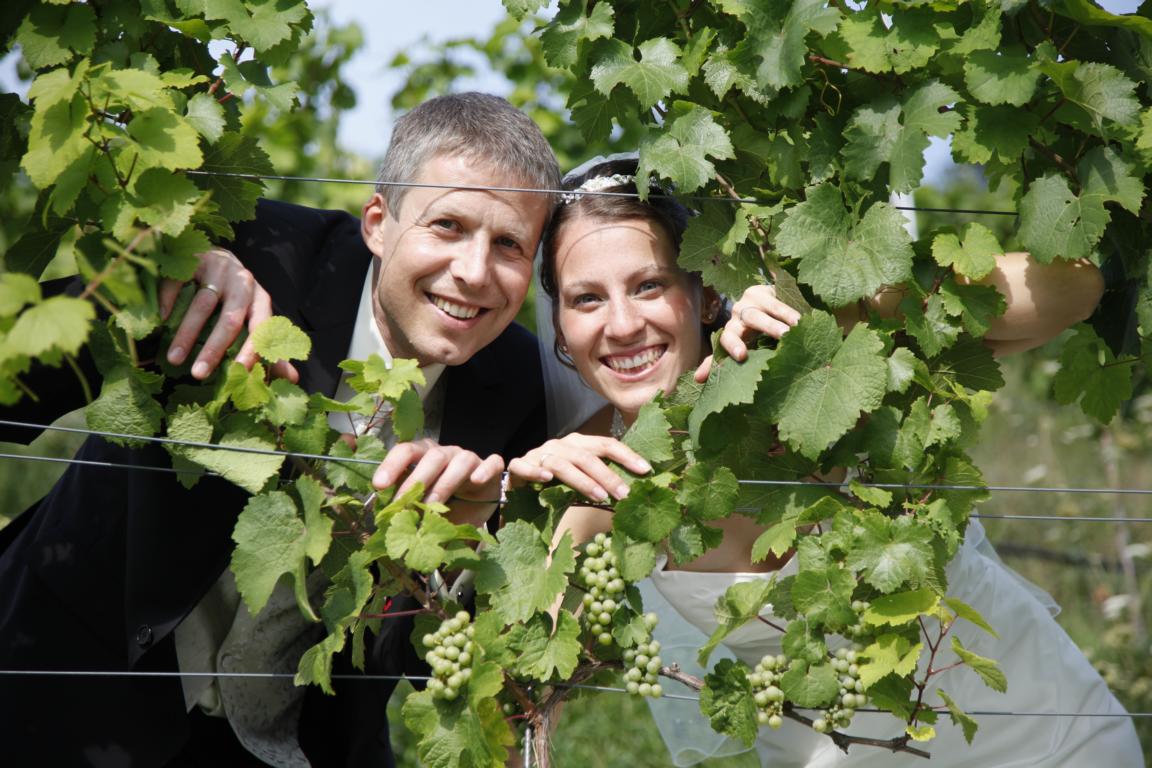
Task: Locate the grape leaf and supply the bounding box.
[622,399,674,463]
[847,511,935,593]
[508,611,582,680]
[698,578,775,664]
[1052,324,1133,422]
[250,315,313,362]
[637,105,735,192]
[0,273,41,317]
[943,597,999,638]
[952,103,1039,167]
[679,202,766,296]
[381,507,461,574]
[736,0,840,90]
[402,690,513,768]
[937,689,979,744]
[776,184,914,307]
[858,633,923,689]
[221,360,271,411]
[230,490,316,615]
[474,521,575,624]
[8,294,93,356]
[951,636,1007,693]
[340,354,424,399]
[197,133,273,223]
[263,378,309,426]
[699,659,758,746]
[1041,60,1140,133]
[931,223,1000,280]
[168,406,284,493]
[963,47,1039,106]
[85,365,164,441]
[782,617,826,663]
[863,588,939,627]
[842,81,961,192]
[16,3,96,69]
[679,463,739,521]
[540,1,614,69]
[688,349,773,444]
[186,91,227,142]
[758,312,888,459]
[591,37,689,109]
[502,0,549,20]
[791,565,855,627]
[614,480,681,542]
[780,661,839,707]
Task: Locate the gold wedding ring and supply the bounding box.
[200,282,221,297]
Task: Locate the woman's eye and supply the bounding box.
[571,293,600,307]
[636,280,663,294]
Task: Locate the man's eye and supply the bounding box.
[495,235,520,251]
[432,219,459,231]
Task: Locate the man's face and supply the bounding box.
[362,154,552,366]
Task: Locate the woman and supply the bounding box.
[509,157,1142,766]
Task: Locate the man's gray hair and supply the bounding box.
[376,92,560,214]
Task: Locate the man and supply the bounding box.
[0,92,559,767]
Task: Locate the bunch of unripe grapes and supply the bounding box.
[749,653,788,729]
[578,532,627,646]
[845,598,871,639]
[621,613,663,698]
[422,610,475,701]
[812,646,868,734]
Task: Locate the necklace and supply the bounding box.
[611,408,626,439]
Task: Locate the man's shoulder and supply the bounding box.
[231,199,363,253]
[451,321,543,391]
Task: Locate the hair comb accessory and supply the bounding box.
[560,173,634,204]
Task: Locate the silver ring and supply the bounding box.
[538,452,552,467]
[200,282,221,297]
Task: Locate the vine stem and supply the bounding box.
[657,663,933,759]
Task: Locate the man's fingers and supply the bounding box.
[373,442,428,489]
[469,454,505,488]
[167,285,221,368]
[158,278,183,321]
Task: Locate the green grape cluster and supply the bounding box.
[422,610,475,701]
[813,647,868,734]
[578,532,626,646]
[749,653,789,730]
[845,599,871,639]
[621,613,663,698]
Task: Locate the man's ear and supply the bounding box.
[361,193,388,253]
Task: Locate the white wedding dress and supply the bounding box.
[640,522,1144,767]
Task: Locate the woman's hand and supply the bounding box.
[508,434,652,503]
[159,247,299,382]
[695,284,801,381]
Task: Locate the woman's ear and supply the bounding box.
[700,287,723,325]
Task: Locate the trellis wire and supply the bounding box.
[0,668,1147,719]
[5,418,1152,507]
[185,169,1019,217]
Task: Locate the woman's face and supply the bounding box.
[553,215,705,420]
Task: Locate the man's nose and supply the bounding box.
[450,238,492,287]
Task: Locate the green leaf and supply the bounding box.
[842,81,961,192]
[679,203,767,297]
[591,37,689,109]
[689,349,773,444]
[777,185,914,307]
[612,534,657,583]
[155,228,213,281]
[540,1,614,69]
[679,463,739,521]
[7,295,93,357]
[16,3,96,68]
[186,91,227,142]
[963,47,1038,106]
[402,690,513,768]
[614,480,681,542]
[0,273,41,317]
[230,490,312,615]
[951,636,1008,693]
[699,659,758,746]
[847,511,936,593]
[85,365,164,441]
[858,633,923,689]
[758,312,889,459]
[197,134,273,222]
[509,612,582,680]
[125,107,203,172]
[698,578,775,665]
[1052,324,1133,422]
[263,378,309,426]
[392,387,424,443]
[250,315,313,362]
[737,0,840,90]
[791,565,855,627]
[637,106,735,192]
[863,588,940,627]
[1041,60,1140,134]
[381,507,460,573]
[931,223,1000,280]
[782,617,827,663]
[622,399,674,463]
[502,0,548,20]
[340,354,424,399]
[780,661,839,707]
[474,521,575,624]
[943,597,999,638]
[937,689,979,744]
[167,406,284,493]
[221,361,271,411]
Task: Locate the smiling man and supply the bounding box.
[0,92,560,768]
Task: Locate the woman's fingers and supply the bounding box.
[508,436,651,502]
[716,284,801,362]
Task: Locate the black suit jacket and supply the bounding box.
[0,200,546,767]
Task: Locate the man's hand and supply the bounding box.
[159,247,299,382]
[507,434,651,503]
[373,439,505,525]
[695,284,801,381]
